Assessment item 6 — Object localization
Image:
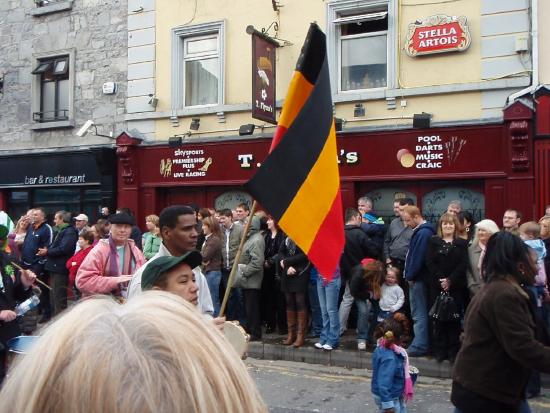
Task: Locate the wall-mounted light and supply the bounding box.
[353,103,365,117]
[239,124,256,136]
[189,118,200,131]
[413,112,432,128]
[75,120,113,138]
[148,95,158,108]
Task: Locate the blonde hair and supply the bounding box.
[472,219,500,246]
[0,292,267,413]
[539,216,550,239]
[145,214,160,227]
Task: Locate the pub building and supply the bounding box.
[116,100,540,227]
[0,148,116,222]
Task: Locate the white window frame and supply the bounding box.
[171,21,225,110]
[30,48,75,130]
[327,0,396,100]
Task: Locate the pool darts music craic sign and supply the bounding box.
[405,15,471,57]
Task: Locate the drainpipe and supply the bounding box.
[507,0,538,103]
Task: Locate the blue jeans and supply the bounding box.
[316,275,341,347]
[408,280,429,353]
[309,279,323,335]
[356,298,372,341]
[374,395,407,412]
[205,270,222,317]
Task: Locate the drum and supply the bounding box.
[7,336,39,355]
[223,321,249,359]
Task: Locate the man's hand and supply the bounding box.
[115,275,133,284]
[287,266,296,276]
[440,278,451,291]
[0,310,17,322]
[36,247,48,257]
[212,316,226,332]
[20,269,37,289]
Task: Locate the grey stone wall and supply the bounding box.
[0,0,128,152]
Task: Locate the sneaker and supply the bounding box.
[357,340,367,351]
[322,344,333,351]
[314,342,324,349]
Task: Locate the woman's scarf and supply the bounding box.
[378,338,414,402]
[108,235,136,277]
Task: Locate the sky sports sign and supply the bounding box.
[405,15,471,57]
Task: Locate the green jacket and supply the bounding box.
[238,217,265,290]
[143,233,161,260]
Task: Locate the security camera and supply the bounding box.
[76,120,94,137]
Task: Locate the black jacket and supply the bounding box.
[340,225,380,281]
[44,225,79,275]
[0,252,32,345]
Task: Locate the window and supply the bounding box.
[31,49,74,129]
[172,21,225,110]
[32,56,69,122]
[327,0,396,97]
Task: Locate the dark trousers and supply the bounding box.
[49,271,68,316]
[260,268,287,332]
[0,348,6,385]
[432,320,461,360]
[221,269,245,324]
[452,380,521,413]
[243,289,261,339]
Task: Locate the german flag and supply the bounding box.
[245,23,344,279]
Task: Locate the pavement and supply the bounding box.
[248,330,454,381]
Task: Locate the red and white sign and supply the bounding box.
[405,15,471,57]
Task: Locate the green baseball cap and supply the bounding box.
[141,251,202,290]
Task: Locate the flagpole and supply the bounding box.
[219,200,258,318]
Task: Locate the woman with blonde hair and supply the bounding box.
[466,219,500,298]
[0,291,267,413]
[143,215,161,260]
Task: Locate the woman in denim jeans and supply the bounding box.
[201,217,223,317]
[350,259,384,350]
[314,266,341,351]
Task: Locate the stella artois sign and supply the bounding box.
[405,15,471,57]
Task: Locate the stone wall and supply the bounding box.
[0,0,128,152]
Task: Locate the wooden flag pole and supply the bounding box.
[219,200,258,318]
[10,261,52,291]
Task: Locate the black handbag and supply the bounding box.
[429,291,460,322]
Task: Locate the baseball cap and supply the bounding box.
[141,251,202,290]
[75,214,89,221]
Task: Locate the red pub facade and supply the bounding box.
[115,101,537,227]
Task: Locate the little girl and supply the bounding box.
[378,266,405,322]
[371,316,414,413]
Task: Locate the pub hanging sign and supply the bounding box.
[405,15,471,57]
[251,30,278,125]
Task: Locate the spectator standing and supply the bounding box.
[76,212,145,298]
[237,216,265,340]
[279,236,311,348]
[20,207,52,322]
[383,198,414,272]
[446,200,462,215]
[465,219,500,298]
[261,216,286,334]
[143,216,161,260]
[540,216,550,288]
[503,208,522,235]
[402,206,435,357]
[142,214,159,248]
[457,211,476,244]
[218,208,244,323]
[234,203,250,226]
[201,216,223,316]
[339,208,380,343]
[100,206,110,219]
[66,230,95,298]
[39,211,79,318]
[8,215,31,260]
[116,208,142,250]
[425,213,468,363]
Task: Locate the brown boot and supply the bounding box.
[293,311,308,348]
[283,311,297,345]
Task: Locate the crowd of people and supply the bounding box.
[1,199,550,412]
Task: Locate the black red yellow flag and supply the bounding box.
[244,23,344,280]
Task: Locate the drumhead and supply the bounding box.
[7,336,39,355]
[223,321,249,358]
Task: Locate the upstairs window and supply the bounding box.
[337,9,388,91]
[183,34,220,107]
[31,56,69,122]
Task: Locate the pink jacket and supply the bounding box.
[76,238,145,297]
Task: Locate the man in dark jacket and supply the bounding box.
[38,211,78,320]
[20,208,52,323]
[339,208,380,341]
[402,205,435,357]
